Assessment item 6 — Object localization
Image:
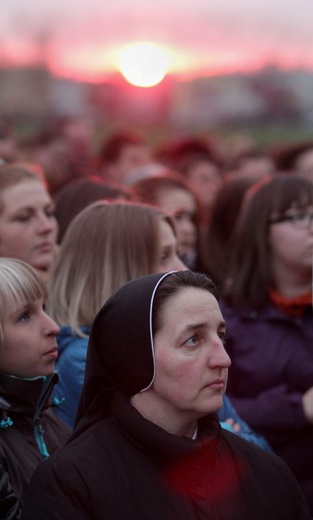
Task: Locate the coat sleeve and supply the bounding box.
[227,384,309,444]
[0,463,20,520]
[22,458,91,520]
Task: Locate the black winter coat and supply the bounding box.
[22,392,312,520]
[0,463,19,520]
[0,372,70,512]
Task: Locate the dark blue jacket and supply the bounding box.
[53,326,90,428]
[220,299,313,512]
[218,395,272,452]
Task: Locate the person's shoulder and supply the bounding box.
[36,416,116,479]
[222,428,294,475]
[57,326,90,345]
[57,416,114,456]
[56,327,89,360]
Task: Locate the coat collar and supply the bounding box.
[0,372,58,416]
[111,392,221,464]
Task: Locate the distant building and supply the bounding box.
[0,66,50,117]
[0,65,93,120]
[50,77,92,117]
[0,64,312,130]
[169,75,266,127]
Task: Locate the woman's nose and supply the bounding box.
[37,212,56,233]
[209,341,231,369]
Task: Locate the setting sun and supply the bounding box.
[117,42,170,88]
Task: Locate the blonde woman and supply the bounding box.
[0,258,69,515]
[48,201,186,427]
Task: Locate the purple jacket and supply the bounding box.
[220,299,313,513]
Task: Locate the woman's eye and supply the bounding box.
[171,211,184,222]
[18,312,30,322]
[15,214,30,223]
[45,209,55,219]
[218,331,227,344]
[160,251,170,263]
[288,213,303,221]
[184,336,199,347]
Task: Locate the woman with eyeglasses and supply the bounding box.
[220,174,313,514]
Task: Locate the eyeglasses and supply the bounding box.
[269,213,313,229]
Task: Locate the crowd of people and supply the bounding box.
[0,117,312,518]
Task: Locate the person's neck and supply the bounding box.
[271,267,311,298]
[130,392,197,438]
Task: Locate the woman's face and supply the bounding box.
[155,219,187,273]
[0,180,58,271]
[187,160,222,211]
[268,204,313,282]
[0,296,60,378]
[156,188,197,260]
[131,287,230,436]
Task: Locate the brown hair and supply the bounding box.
[224,174,313,307]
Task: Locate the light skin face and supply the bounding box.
[268,204,313,296]
[106,144,152,183]
[296,149,313,182]
[35,140,73,192]
[131,287,231,437]
[239,157,275,178]
[156,219,187,273]
[0,136,16,163]
[0,180,58,271]
[187,160,222,210]
[156,188,197,259]
[0,296,60,378]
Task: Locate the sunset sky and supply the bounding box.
[1,0,313,82]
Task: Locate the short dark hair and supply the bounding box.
[98,131,147,166]
[54,175,131,243]
[132,172,195,207]
[152,271,217,334]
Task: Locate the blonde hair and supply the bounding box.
[0,258,47,346]
[47,201,175,337]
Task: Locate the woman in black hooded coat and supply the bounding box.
[22,271,311,520]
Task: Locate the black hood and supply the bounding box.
[73,271,174,435]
